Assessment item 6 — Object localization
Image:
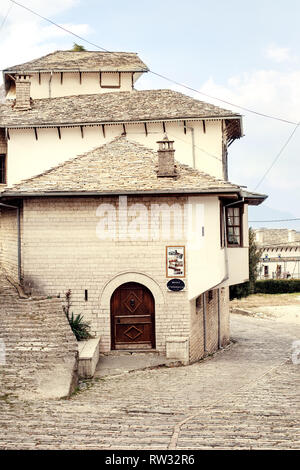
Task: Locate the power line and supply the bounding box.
[0,1,13,33]
[254,121,300,190]
[7,0,299,127]
[8,0,300,190]
[149,71,298,126]
[9,0,109,52]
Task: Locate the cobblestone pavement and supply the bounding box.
[0,314,299,450]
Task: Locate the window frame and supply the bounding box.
[225,205,243,247]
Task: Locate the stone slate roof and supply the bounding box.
[2,136,241,196]
[3,50,149,73]
[0,89,241,131]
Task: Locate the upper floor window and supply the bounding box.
[226,206,242,246]
[0,154,6,184]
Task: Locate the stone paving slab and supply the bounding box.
[0,313,299,449]
[95,352,178,377]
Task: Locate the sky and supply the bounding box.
[0,0,300,230]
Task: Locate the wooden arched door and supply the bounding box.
[111,282,155,350]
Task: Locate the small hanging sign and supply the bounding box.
[167,279,185,292]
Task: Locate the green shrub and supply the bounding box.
[230,282,250,300]
[255,279,300,294]
[63,289,92,341]
[67,312,92,341]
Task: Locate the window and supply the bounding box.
[226,206,242,246]
[0,154,6,184]
[264,265,269,278]
[208,290,213,302]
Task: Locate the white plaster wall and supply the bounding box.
[227,247,249,285]
[187,196,226,300]
[225,204,249,286]
[7,120,224,186]
[8,72,133,99]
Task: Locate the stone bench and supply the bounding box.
[78,336,101,379]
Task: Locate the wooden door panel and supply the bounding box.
[111,282,155,350]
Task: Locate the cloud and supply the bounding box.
[0,0,90,75]
[161,68,300,216]
[265,44,296,63]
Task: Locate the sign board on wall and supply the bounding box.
[167,279,185,291]
[166,246,185,278]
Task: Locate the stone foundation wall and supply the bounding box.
[219,286,230,347]
[0,273,78,399]
[0,207,18,281]
[205,289,219,353]
[189,286,230,362]
[189,295,204,363]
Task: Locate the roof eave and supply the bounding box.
[2,115,242,130]
[4,68,149,74]
[1,188,241,198]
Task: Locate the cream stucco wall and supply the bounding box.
[6,72,134,99]
[224,204,249,286]
[187,196,226,300]
[7,119,224,186]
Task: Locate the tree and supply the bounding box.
[71,43,86,51]
[229,227,262,299]
[248,227,263,293]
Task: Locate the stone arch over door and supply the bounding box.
[98,272,165,352]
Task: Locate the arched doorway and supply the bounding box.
[110,282,155,350]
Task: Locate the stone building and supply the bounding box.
[255,229,300,279]
[0,50,266,364]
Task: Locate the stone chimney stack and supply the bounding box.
[157,135,176,177]
[14,75,31,110]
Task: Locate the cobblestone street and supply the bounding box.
[0,313,299,450]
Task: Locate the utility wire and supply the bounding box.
[254,121,300,190]
[8,0,300,190]
[0,1,13,33]
[7,0,299,127]
[9,0,109,52]
[149,71,298,125]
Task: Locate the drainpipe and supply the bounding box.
[0,202,21,282]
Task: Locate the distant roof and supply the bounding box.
[3,50,149,73]
[2,136,242,196]
[0,89,242,138]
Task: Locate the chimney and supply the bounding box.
[157,135,176,177]
[14,75,31,110]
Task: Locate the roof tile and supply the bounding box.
[0,89,241,129]
[4,50,148,73]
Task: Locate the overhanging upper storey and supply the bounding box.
[3,50,149,99]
